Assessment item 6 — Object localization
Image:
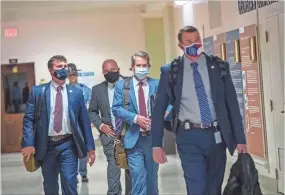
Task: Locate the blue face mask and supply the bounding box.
[184,43,203,57]
[53,68,69,80]
[135,67,149,80]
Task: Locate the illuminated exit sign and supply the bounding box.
[4,28,18,38]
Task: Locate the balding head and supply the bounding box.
[102,59,119,75]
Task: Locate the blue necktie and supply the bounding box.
[191,62,212,125]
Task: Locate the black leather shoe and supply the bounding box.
[82,176,89,182]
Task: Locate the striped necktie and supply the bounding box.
[191,62,212,125]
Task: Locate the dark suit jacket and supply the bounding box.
[22,83,95,161]
[88,76,127,143]
[151,54,246,155]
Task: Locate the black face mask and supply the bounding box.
[104,71,120,83]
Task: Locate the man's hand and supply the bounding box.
[101,124,116,137]
[88,150,96,166]
[136,115,151,129]
[21,146,35,162]
[153,147,167,164]
[237,144,247,154]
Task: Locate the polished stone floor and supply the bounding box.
[1,144,277,195]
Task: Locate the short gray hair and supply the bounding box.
[131,51,150,65]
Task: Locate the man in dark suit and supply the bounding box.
[21,55,96,195]
[88,59,131,195]
[151,26,247,195]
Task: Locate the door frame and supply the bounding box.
[1,62,35,153]
[265,13,284,193]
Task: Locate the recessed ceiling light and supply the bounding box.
[174,1,188,6]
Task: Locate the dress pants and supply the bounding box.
[101,134,132,195]
[78,157,88,177]
[176,127,227,195]
[127,135,159,195]
[41,138,78,195]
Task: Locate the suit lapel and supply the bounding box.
[66,84,76,127]
[103,82,111,115]
[205,54,218,105]
[66,84,72,107]
[148,78,155,97]
[129,78,139,113]
[45,83,51,123]
[174,56,184,109]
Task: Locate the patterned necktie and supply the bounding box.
[138,81,147,117]
[53,86,63,133]
[115,118,122,132]
[191,62,212,125]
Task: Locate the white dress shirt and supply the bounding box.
[99,78,123,131]
[48,80,72,136]
[108,82,116,128]
[132,77,149,131]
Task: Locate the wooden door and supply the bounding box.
[1,63,35,153]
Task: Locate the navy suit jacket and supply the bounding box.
[22,82,95,161]
[151,55,246,155]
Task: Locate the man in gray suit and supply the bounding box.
[88,59,131,195]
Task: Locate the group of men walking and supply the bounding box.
[21,25,247,195]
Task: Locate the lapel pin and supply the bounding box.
[211,65,215,69]
[69,90,73,93]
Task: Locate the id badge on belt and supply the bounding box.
[213,122,222,144]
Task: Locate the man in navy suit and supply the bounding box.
[21,55,96,195]
[112,51,159,195]
[151,26,247,195]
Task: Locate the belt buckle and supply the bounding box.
[213,121,218,128]
[142,131,150,136]
[184,121,191,130]
[200,123,206,129]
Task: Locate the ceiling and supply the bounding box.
[1,0,174,20]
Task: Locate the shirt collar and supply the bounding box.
[51,80,66,89]
[184,53,206,67]
[108,82,115,89]
[133,76,148,86]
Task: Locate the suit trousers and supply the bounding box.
[176,127,227,195]
[78,157,88,177]
[127,135,159,195]
[101,134,132,195]
[40,137,78,195]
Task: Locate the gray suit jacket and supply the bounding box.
[88,81,112,131]
[88,75,128,133]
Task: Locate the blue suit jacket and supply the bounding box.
[151,55,246,155]
[22,82,95,161]
[112,77,158,149]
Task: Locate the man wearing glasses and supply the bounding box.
[67,63,92,183]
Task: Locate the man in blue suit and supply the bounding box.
[151,26,247,195]
[112,51,159,195]
[21,55,96,195]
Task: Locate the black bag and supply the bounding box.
[223,153,263,195]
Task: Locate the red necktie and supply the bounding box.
[138,82,147,117]
[53,86,63,133]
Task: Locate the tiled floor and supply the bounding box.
[1,144,278,195]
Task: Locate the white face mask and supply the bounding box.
[135,67,149,80]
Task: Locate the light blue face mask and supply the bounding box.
[135,67,149,80]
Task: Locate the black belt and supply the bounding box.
[178,120,218,130]
[48,134,71,142]
[140,131,151,136]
